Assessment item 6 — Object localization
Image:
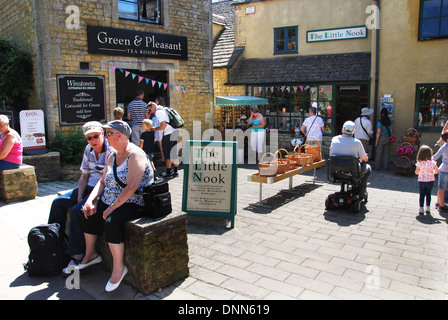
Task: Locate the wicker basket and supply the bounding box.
[274,149,291,174]
[303,136,322,162]
[292,146,312,167]
[258,153,278,177]
[403,128,419,144]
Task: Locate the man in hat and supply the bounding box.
[354,107,374,155]
[48,121,113,273]
[330,121,371,195]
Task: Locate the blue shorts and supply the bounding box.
[439,171,448,190]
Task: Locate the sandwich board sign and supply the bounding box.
[20,110,48,155]
[182,140,237,228]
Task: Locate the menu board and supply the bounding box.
[20,110,47,152]
[182,140,238,228]
[57,74,106,125]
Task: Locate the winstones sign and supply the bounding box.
[87,25,188,60]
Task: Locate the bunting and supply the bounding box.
[110,63,187,95]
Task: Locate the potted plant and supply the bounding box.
[396,143,417,157]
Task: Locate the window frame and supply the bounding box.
[415,83,448,132]
[418,0,448,40]
[118,0,162,25]
[274,26,298,55]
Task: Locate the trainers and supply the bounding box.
[63,259,81,275]
[419,208,424,215]
[172,171,179,178]
[438,205,448,212]
[161,170,174,178]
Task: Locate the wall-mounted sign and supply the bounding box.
[182,140,237,228]
[87,25,188,60]
[307,26,367,43]
[20,110,47,154]
[57,75,106,125]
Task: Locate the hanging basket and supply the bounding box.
[395,156,413,174]
[274,149,291,174]
[258,153,278,177]
[403,128,420,144]
[303,136,322,162]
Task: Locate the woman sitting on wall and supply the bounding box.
[0,115,22,172]
[78,120,154,292]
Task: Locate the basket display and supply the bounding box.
[303,136,322,162]
[274,149,291,174]
[258,153,278,177]
[403,128,419,144]
[395,156,413,174]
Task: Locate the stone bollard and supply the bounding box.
[0,164,38,202]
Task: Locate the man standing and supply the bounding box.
[354,107,374,155]
[127,90,148,145]
[48,121,112,273]
[330,121,371,196]
[148,102,179,178]
[300,105,325,143]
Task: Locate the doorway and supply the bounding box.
[115,69,168,121]
[335,84,369,134]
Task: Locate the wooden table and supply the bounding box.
[247,160,325,208]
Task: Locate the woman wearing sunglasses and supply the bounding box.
[47,121,112,275]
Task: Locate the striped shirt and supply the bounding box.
[80,139,113,187]
[127,98,147,127]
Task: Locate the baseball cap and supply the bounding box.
[102,120,132,138]
[342,121,356,135]
[82,121,103,136]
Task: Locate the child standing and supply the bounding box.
[416,145,439,215]
[140,119,156,172]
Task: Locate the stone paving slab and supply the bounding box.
[1,163,447,300]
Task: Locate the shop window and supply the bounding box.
[252,85,333,136]
[419,0,448,40]
[274,26,298,55]
[118,0,161,24]
[415,84,448,131]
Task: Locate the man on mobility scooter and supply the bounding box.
[326,121,371,213]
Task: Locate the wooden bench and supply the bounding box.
[247,160,325,208]
[0,164,38,202]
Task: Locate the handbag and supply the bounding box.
[385,126,395,143]
[113,155,172,219]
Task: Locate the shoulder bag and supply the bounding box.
[112,154,172,219]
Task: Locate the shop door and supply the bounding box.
[335,84,369,134]
[115,69,168,121]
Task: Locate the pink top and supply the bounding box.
[0,129,22,164]
[416,160,437,182]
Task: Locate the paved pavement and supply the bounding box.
[1,162,448,300]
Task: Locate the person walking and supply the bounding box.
[300,105,325,143]
[127,90,148,145]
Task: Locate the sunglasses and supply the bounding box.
[86,134,100,141]
[105,131,120,137]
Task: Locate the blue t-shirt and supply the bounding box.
[377,121,393,136]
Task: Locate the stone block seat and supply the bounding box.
[0,164,38,202]
[96,211,189,296]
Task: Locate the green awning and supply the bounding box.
[215,96,269,107]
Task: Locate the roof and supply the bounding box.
[215,96,269,106]
[212,0,236,68]
[229,52,372,84]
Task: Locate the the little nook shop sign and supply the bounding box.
[182,141,237,228]
[307,26,367,42]
[87,25,188,60]
[57,75,106,125]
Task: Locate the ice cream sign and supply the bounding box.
[20,110,46,152]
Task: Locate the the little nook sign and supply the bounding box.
[182,141,237,228]
[87,25,188,60]
[307,26,367,42]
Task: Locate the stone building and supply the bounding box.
[212,0,448,156]
[0,0,214,140]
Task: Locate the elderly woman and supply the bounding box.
[0,115,22,172]
[77,120,154,292]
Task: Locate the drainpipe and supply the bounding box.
[372,0,380,160]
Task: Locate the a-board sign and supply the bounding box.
[182,140,238,228]
[57,74,106,125]
[20,110,47,154]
